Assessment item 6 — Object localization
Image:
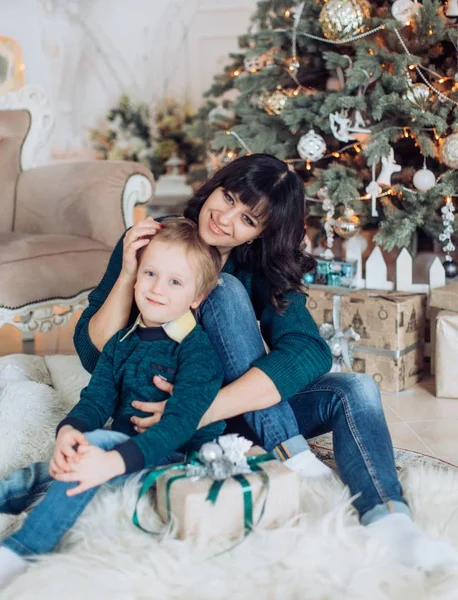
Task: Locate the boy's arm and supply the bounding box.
[57,335,120,434]
[113,331,223,473]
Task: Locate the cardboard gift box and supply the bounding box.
[306,287,426,392]
[429,282,458,375]
[435,310,458,398]
[155,451,300,541]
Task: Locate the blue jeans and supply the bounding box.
[199,274,410,523]
[1,430,183,557]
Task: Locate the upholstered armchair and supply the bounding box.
[0,85,155,338]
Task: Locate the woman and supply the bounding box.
[75,154,456,571]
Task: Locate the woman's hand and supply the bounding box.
[122,217,163,280]
[130,375,172,433]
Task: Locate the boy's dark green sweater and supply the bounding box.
[60,323,224,473]
[74,226,332,401]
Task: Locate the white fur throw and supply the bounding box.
[0,354,457,600]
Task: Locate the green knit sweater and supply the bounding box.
[74,229,332,401]
[61,323,224,473]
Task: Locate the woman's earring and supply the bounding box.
[247,240,253,245]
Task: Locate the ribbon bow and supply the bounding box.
[319,295,360,372]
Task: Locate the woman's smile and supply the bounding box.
[209,214,229,236]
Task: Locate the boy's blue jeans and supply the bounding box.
[198,273,411,525]
[1,430,183,557]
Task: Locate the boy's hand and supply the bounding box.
[50,425,88,476]
[53,446,126,496]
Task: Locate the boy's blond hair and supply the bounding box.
[139,217,221,297]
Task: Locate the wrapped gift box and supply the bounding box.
[304,257,357,288]
[429,282,458,375]
[307,287,426,392]
[435,310,458,398]
[155,450,300,541]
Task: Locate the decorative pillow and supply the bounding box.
[0,354,52,386]
[0,380,67,478]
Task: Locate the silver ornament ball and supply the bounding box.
[403,83,431,111]
[297,129,327,162]
[198,442,223,465]
[443,259,458,279]
[412,166,436,191]
[391,0,420,23]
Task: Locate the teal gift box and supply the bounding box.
[312,258,357,288]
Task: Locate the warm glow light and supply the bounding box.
[405,20,411,26]
[226,130,231,135]
[233,69,241,77]
[306,161,311,170]
[408,64,416,70]
[227,151,234,158]
[285,10,291,18]
[446,196,453,204]
[438,78,446,84]
[403,128,409,138]
[428,28,433,36]
[354,145,361,153]
[332,152,340,158]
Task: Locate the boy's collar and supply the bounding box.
[120,310,197,343]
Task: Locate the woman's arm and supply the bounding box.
[74,218,162,372]
[131,366,280,433]
[200,366,280,425]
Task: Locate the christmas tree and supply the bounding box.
[188,0,458,276]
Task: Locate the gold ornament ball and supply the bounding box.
[441,133,458,169]
[333,207,362,239]
[319,0,371,41]
[262,88,290,115]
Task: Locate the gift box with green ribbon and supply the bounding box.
[133,435,300,542]
[307,287,426,392]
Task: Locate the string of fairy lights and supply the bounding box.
[217,1,458,265]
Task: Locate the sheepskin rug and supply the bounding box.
[0,354,457,600]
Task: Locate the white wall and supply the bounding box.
[2,0,256,163]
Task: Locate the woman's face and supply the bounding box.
[198,187,266,257]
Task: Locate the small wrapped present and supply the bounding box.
[429,282,458,375]
[307,287,426,392]
[133,435,300,542]
[435,310,458,398]
[304,257,357,288]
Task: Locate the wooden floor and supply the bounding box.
[1,316,456,467]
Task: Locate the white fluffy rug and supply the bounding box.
[0,354,458,600]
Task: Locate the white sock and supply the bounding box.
[368,513,458,571]
[0,546,27,589]
[283,449,333,478]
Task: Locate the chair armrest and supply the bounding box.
[15,161,155,247]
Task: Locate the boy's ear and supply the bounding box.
[190,293,206,310]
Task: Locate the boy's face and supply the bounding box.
[134,239,204,327]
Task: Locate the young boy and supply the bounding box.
[0,218,225,588]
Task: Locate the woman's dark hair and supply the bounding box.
[184,153,315,311]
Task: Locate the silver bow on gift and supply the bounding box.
[319,295,360,372]
[186,434,253,481]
